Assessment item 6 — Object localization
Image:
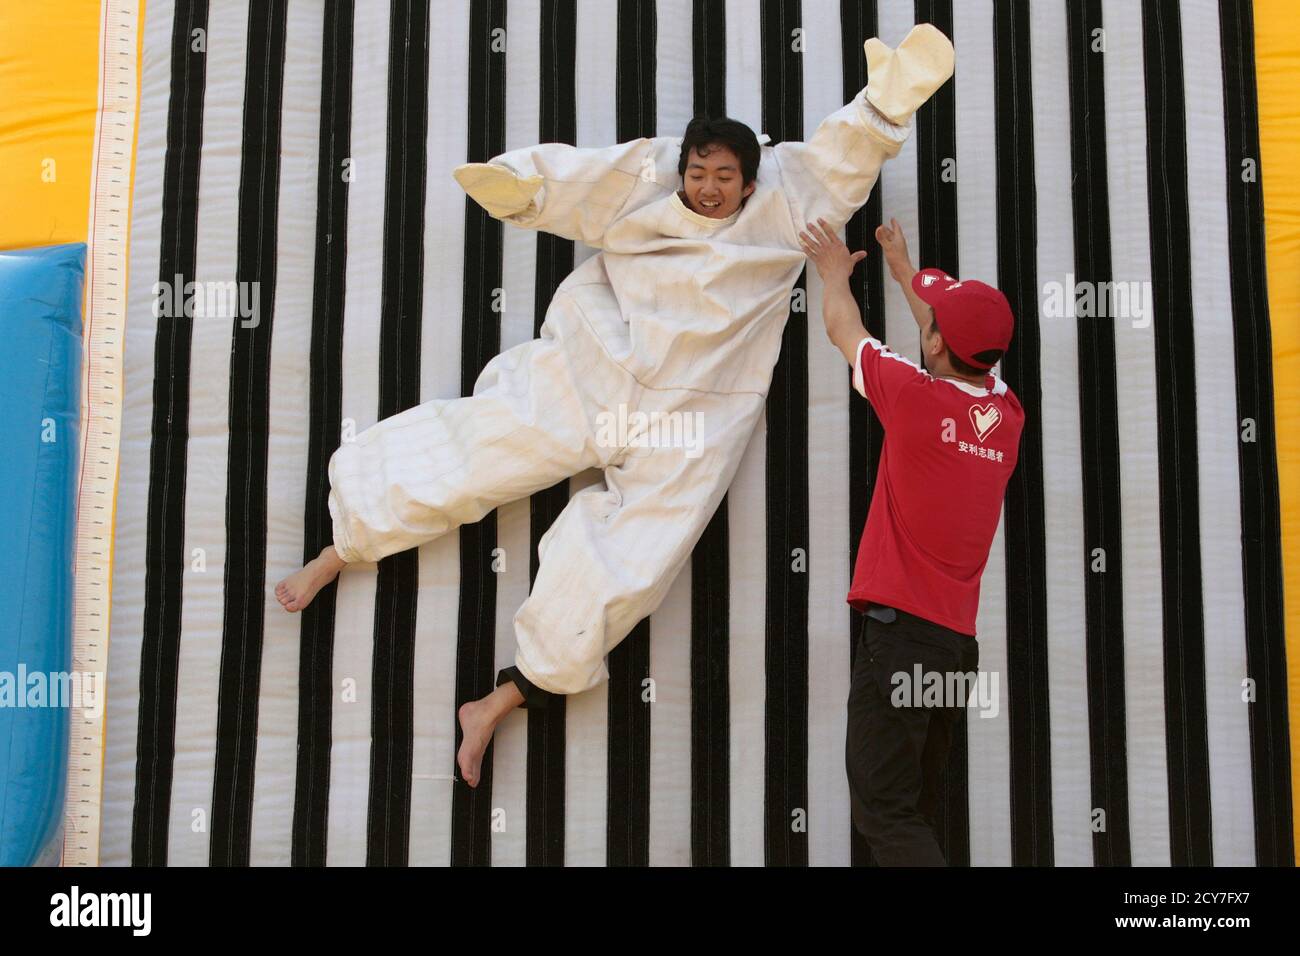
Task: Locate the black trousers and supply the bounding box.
[846,606,980,866]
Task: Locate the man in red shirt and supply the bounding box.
[800,217,1024,866]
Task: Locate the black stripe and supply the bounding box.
[913,0,958,275]
[992,0,1054,865]
[1064,0,1131,866]
[842,0,881,869]
[366,0,429,866]
[292,0,354,868]
[912,0,973,867]
[1217,0,1294,866]
[760,0,810,867]
[689,0,731,867]
[1140,0,1213,865]
[605,0,656,868]
[693,0,727,118]
[209,0,288,867]
[449,0,505,868]
[524,0,576,869]
[132,0,210,867]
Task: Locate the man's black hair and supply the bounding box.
[928,317,1004,376]
[678,116,761,185]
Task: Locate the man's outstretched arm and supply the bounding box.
[799,218,869,366]
[875,217,932,332]
[771,24,954,237]
[454,138,675,247]
[800,217,929,425]
[770,88,910,240]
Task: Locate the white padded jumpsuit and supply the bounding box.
[328,88,910,694]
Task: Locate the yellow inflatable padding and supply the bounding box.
[0,2,101,251]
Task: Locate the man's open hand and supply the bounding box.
[799,218,866,284]
[874,217,915,284]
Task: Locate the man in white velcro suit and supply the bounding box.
[276,25,956,787]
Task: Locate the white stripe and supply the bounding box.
[878,0,922,367]
[724,0,766,866]
[409,0,474,865]
[250,0,324,866]
[648,544,693,865]
[166,0,250,866]
[953,0,1012,866]
[647,0,697,867]
[1029,0,1093,867]
[1103,0,1171,865]
[474,0,542,870]
[656,0,695,135]
[560,0,620,865]
[802,0,852,867]
[326,0,389,866]
[1180,0,1254,864]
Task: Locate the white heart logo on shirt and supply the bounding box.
[969,403,1001,442]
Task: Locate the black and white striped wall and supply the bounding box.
[102,0,1291,866]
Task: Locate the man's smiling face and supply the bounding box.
[681,143,755,219]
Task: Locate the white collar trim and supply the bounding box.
[672,190,740,228]
[853,336,1007,397]
[939,376,996,397]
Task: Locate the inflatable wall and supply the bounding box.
[1,0,1296,866]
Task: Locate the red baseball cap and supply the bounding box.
[910,268,1014,370]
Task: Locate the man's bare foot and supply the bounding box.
[275,545,347,612]
[455,681,525,787]
[457,700,495,788]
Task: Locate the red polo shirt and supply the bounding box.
[848,335,1025,636]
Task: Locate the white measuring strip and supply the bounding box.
[63,0,142,868]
